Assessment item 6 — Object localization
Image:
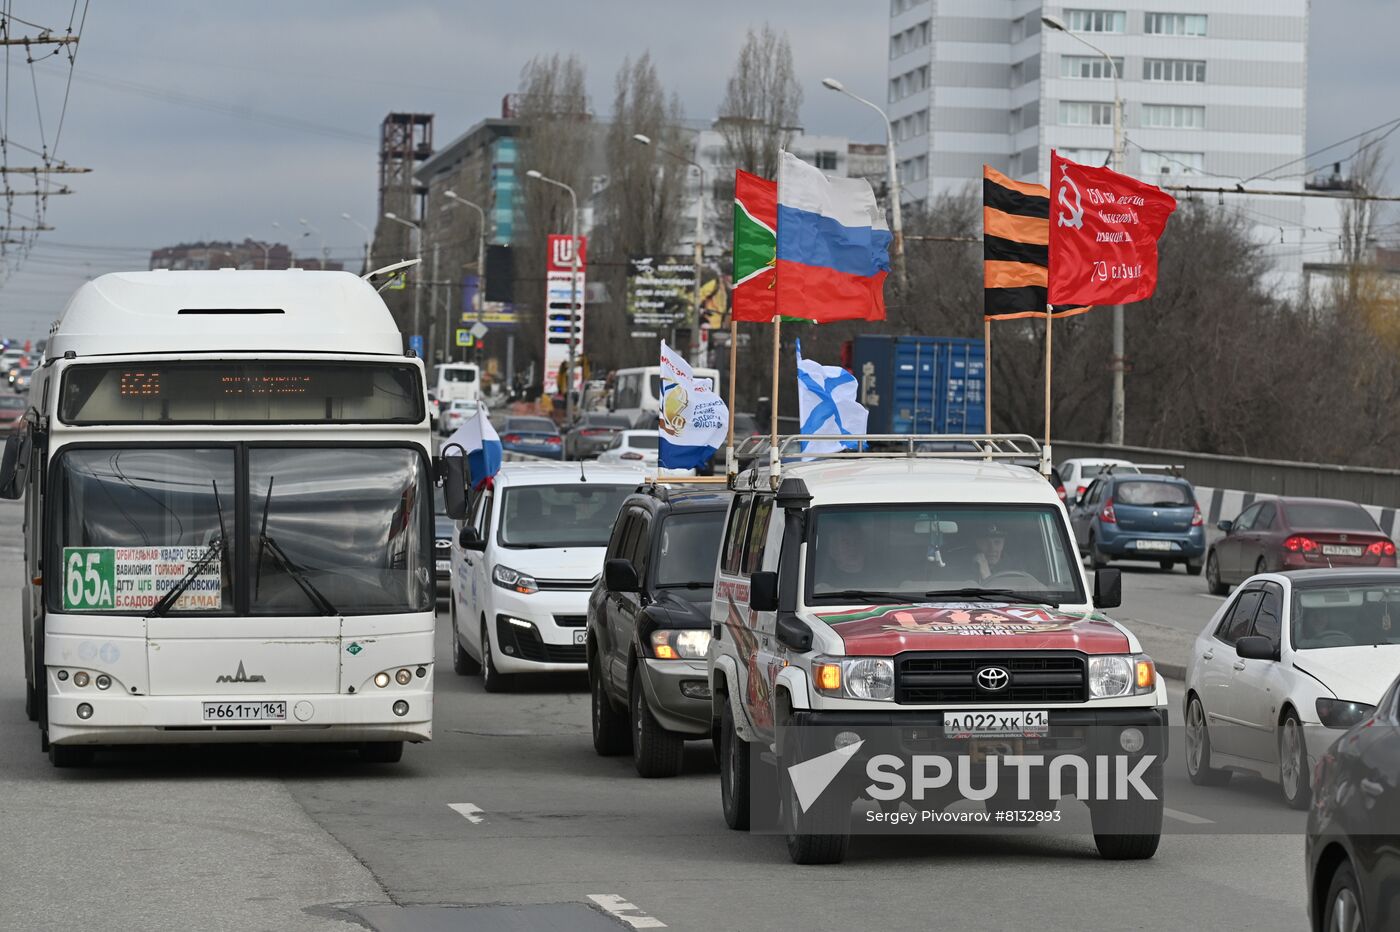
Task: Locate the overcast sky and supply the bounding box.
[0,0,1393,338]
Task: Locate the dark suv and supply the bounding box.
[587,485,730,777]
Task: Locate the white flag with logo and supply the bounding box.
[658,342,728,469]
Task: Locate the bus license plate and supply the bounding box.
[202,701,287,722]
[944,709,1049,738]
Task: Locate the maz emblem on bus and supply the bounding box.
[216,661,266,684]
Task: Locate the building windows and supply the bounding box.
[1144,13,1207,36]
[813,150,839,170]
[890,19,931,58]
[1064,9,1125,33]
[1143,59,1205,82]
[890,0,926,14]
[893,109,929,142]
[1061,55,1123,79]
[1060,101,1116,126]
[1139,150,1204,176]
[1142,104,1205,129]
[1058,147,1111,167]
[898,154,928,182]
[889,65,931,102]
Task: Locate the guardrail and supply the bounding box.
[1052,439,1400,508]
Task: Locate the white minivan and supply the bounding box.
[610,365,720,427]
[449,462,645,690]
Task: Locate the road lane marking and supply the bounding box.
[1197,594,1226,601]
[447,803,485,824]
[1164,807,1214,825]
[588,894,666,929]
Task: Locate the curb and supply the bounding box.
[1156,661,1187,682]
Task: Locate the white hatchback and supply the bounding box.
[1058,457,1138,504]
[596,429,697,476]
[1183,568,1400,808]
[448,462,645,690]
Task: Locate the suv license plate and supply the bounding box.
[1134,540,1175,551]
[944,709,1049,738]
[202,701,287,722]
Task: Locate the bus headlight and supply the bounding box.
[395,669,412,685]
[374,672,391,688]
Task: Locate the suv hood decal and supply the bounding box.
[814,603,1132,655]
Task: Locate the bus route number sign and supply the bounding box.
[63,547,115,611]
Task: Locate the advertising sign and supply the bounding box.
[544,234,586,392]
[626,256,729,338]
[464,275,517,327]
[62,546,221,612]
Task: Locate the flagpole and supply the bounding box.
[769,317,781,485]
[727,317,737,482]
[1043,303,1053,450]
[984,316,992,433]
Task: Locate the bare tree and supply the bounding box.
[591,53,688,372]
[1335,138,1388,309]
[513,53,592,387]
[717,24,802,180]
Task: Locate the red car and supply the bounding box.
[1206,496,1397,594]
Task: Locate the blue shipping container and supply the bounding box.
[851,335,986,434]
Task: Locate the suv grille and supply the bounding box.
[895,652,1087,705]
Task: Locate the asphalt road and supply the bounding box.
[0,502,1312,932]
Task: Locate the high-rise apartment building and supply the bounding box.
[888,1,1330,286]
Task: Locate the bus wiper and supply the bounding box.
[148,538,222,617]
[817,589,910,604]
[924,587,1054,606]
[259,534,339,615]
[148,479,227,618]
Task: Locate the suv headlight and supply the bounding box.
[492,564,539,594]
[650,629,711,660]
[813,656,895,701]
[1088,654,1156,698]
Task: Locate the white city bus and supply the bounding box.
[5,270,436,766]
[433,362,480,405]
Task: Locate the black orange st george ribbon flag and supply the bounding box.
[982,165,1089,321]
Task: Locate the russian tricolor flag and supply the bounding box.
[776,151,891,322]
[443,408,502,490]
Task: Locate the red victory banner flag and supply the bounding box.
[1047,150,1177,306]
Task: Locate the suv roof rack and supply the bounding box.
[734,433,1051,489]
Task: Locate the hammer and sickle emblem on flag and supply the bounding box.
[1056,166,1084,229]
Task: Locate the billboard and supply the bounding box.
[625,257,729,339]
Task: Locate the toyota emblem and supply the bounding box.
[976,666,1010,691]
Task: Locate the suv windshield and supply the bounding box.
[655,511,725,588]
[498,484,633,548]
[806,504,1085,605]
[1293,584,1400,649]
[51,446,431,615]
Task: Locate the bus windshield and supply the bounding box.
[52,446,432,615]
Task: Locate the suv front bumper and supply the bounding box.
[638,658,711,736]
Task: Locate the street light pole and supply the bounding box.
[1043,14,1126,445]
[821,77,904,287]
[298,218,325,270]
[632,133,707,366]
[525,170,580,426]
[384,211,424,357]
[248,236,270,269]
[340,212,372,275]
[444,190,488,363]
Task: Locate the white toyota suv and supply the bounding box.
[709,435,1169,864]
[449,462,644,690]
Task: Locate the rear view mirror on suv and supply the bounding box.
[750,571,779,612]
[604,558,641,593]
[1093,568,1122,609]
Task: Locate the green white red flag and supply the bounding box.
[732,169,777,322]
